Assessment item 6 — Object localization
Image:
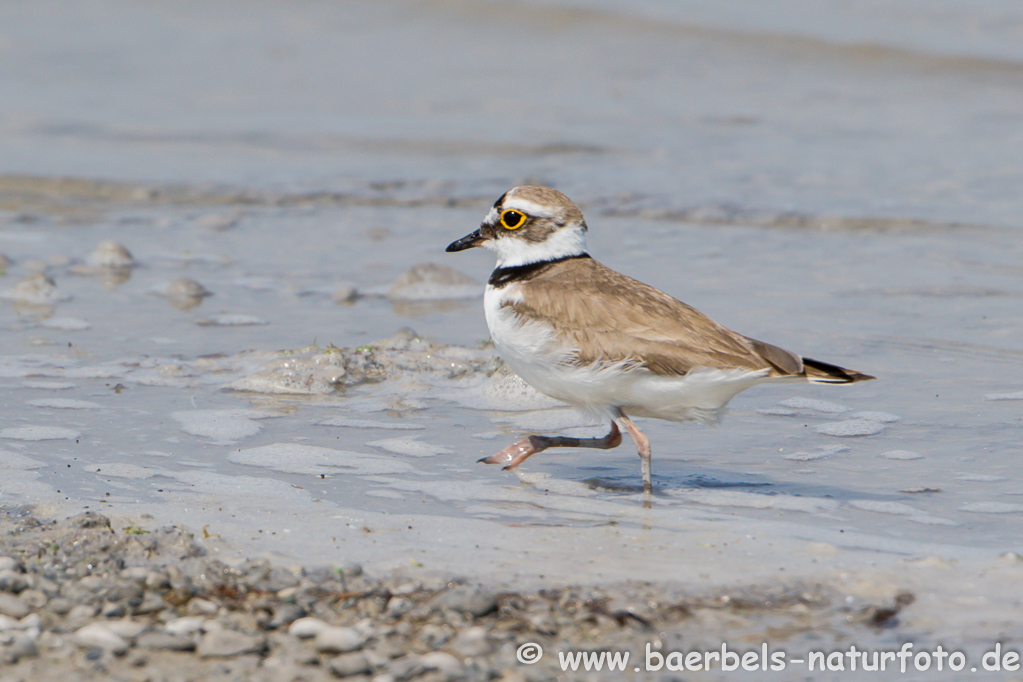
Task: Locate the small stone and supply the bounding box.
[450,626,492,657]
[47,597,74,615]
[186,597,219,616]
[314,626,364,654]
[288,616,330,639]
[164,616,206,636]
[0,569,30,594]
[388,263,479,301]
[162,277,211,299]
[73,623,129,655]
[87,240,135,268]
[386,596,413,618]
[136,631,197,651]
[0,593,29,619]
[387,655,425,680]
[268,602,305,629]
[3,273,66,304]
[104,620,148,641]
[197,629,266,658]
[18,613,42,631]
[145,571,172,590]
[18,589,48,610]
[101,601,126,618]
[329,651,372,677]
[120,567,150,582]
[0,557,19,572]
[67,604,99,623]
[74,512,112,529]
[420,651,463,676]
[429,586,497,617]
[133,592,168,615]
[333,285,359,304]
[3,633,38,663]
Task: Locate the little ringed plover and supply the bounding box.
[446,186,874,494]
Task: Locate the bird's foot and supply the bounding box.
[478,436,545,470]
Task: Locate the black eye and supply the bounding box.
[500,209,525,230]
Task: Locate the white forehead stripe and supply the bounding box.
[501,196,558,220]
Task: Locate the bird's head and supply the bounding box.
[446,186,588,268]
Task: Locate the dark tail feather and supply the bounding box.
[802,356,875,384]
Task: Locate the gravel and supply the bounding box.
[0,507,911,680]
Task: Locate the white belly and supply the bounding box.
[483,284,774,424]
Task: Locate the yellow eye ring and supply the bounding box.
[499,209,526,230]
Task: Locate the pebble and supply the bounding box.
[429,586,497,617]
[104,619,149,641]
[86,240,135,268]
[388,263,479,301]
[314,625,364,654]
[164,616,207,636]
[420,651,464,676]
[73,622,130,655]
[386,596,414,617]
[288,616,330,638]
[0,569,30,593]
[268,602,305,629]
[1,633,38,664]
[197,629,266,658]
[0,557,18,572]
[2,273,68,304]
[333,285,359,303]
[136,630,197,651]
[450,626,492,657]
[46,597,74,615]
[0,593,29,619]
[329,651,373,677]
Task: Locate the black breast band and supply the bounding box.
[488,253,591,288]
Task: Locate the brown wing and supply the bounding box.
[506,257,805,377]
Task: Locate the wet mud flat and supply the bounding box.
[0,508,919,682]
[2,172,1023,682]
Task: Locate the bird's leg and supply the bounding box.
[479,422,622,470]
[614,411,653,496]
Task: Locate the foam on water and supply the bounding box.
[231,443,414,476]
[20,381,76,389]
[318,417,425,431]
[171,409,277,442]
[39,317,92,331]
[196,314,268,326]
[814,418,887,437]
[778,397,849,413]
[366,437,453,458]
[26,398,102,409]
[850,411,902,423]
[960,502,1023,514]
[984,392,1023,401]
[0,426,82,441]
[881,450,924,460]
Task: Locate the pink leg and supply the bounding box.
[615,411,653,496]
[479,422,623,470]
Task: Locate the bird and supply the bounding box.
[446,186,874,495]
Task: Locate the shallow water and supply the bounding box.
[3,0,1023,661]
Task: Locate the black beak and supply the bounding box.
[445,228,485,252]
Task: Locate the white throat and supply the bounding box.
[484,225,588,268]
